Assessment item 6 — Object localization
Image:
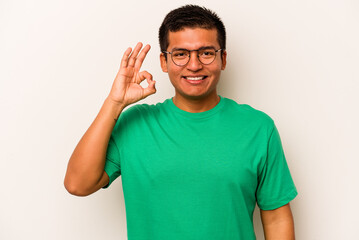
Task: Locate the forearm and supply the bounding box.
[65,43,155,196]
[261,204,295,240]
[64,97,125,196]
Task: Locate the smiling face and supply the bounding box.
[160,27,227,102]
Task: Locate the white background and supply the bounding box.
[1,0,358,239]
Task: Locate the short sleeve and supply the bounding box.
[103,113,126,189]
[256,124,298,210]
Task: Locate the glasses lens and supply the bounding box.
[172,50,189,66]
[198,48,216,64]
[170,48,219,66]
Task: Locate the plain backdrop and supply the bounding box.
[1,0,358,239]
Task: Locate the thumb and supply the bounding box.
[143,79,156,98]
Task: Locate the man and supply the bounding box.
[64,5,297,240]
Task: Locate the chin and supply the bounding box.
[177,89,217,101]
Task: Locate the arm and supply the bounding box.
[64,42,156,196]
[260,203,295,240]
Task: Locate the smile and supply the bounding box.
[182,76,208,85]
[185,76,205,80]
[183,76,208,80]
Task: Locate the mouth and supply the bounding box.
[182,75,208,84]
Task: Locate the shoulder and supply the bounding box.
[119,99,170,122]
[221,97,275,127]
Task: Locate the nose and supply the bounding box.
[186,51,203,71]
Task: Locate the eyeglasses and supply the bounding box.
[162,47,222,66]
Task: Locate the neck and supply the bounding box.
[172,92,220,113]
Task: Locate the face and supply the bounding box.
[160,28,227,101]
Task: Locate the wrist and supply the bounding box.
[104,97,126,120]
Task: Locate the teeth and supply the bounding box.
[186,76,204,80]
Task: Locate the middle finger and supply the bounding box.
[127,42,143,67]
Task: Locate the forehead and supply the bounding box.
[167,27,219,50]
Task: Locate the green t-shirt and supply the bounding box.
[104,96,297,240]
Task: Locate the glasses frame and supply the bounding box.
[162,47,223,66]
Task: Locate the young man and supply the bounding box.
[64,5,297,240]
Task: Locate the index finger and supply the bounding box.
[134,44,151,71]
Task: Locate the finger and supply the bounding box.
[128,42,143,67]
[134,44,151,71]
[143,80,156,98]
[137,70,153,84]
[120,47,132,68]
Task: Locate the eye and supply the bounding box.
[200,50,215,58]
[173,50,188,58]
[203,51,214,56]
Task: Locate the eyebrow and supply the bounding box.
[171,46,217,51]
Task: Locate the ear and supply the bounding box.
[221,50,227,70]
[160,53,168,73]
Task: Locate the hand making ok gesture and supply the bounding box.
[108,42,156,107]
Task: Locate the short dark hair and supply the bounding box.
[159,5,226,53]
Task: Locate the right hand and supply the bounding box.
[108,42,156,108]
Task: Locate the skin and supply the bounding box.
[261,204,295,240]
[64,27,295,239]
[64,43,156,196]
[160,28,227,113]
[160,28,295,239]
